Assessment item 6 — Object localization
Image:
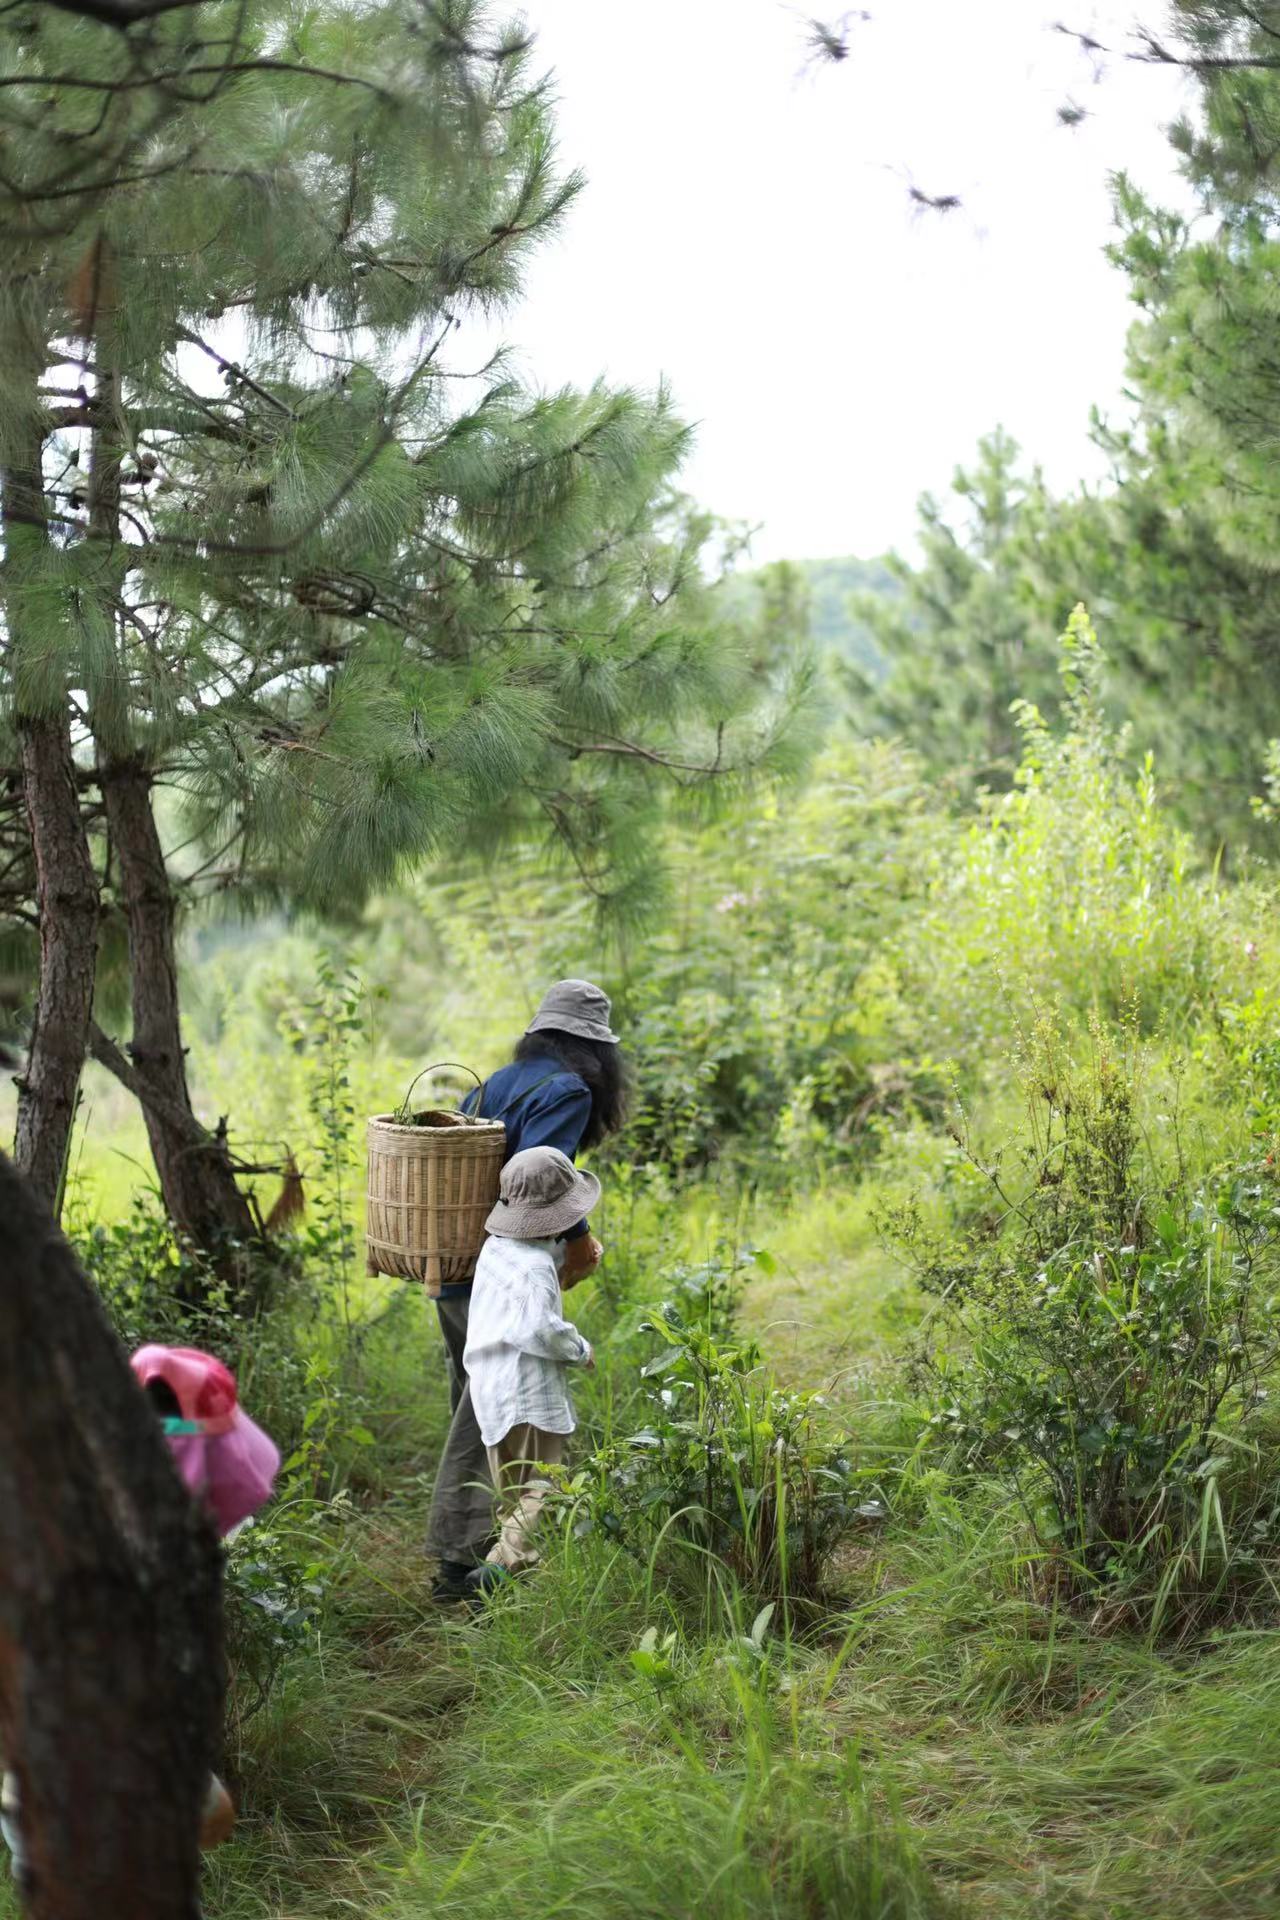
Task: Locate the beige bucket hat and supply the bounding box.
[526,978,618,1045]
[485,1146,601,1240]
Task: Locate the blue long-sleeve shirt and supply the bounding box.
[465,1055,594,1242]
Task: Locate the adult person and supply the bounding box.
[426,978,628,1603]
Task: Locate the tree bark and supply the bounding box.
[12,716,100,1215]
[1,405,101,1218]
[98,756,261,1271]
[0,1152,223,1920]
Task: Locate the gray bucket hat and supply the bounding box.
[485,1146,602,1241]
[526,978,618,1045]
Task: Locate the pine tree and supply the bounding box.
[845,431,1060,793]
[0,0,807,1245]
[843,403,1280,854]
[1018,421,1280,857]
[1057,3,1280,852]
[0,0,578,1225]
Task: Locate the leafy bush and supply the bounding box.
[70,1190,238,1351]
[893,1016,1280,1633]
[71,1189,332,1463]
[616,741,947,1181]
[907,608,1240,1056]
[1207,982,1280,1150]
[569,1261,867,1608]
[223,1498,344,1729]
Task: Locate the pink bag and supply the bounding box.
[131,1345,281,1539]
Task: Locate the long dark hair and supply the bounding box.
[514,1029,630,1149]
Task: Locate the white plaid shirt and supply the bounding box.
[463,1236,592,1447]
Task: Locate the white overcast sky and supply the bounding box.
[464,1,1194,564]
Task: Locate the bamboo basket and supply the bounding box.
[365,1068,506,1296]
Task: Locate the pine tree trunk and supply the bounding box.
[0,1152,223,1920]
[98,756,260,1270]
[1,402,100,1217]
[12,714,99,1215]
[85,333,260,1281]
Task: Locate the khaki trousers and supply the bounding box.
[484,1425,566,1572]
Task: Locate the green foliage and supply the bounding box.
[844,407,1280,857]
[1209,982,1280,1146]
[723,552,895,674]
[1036,13,1280,854]
[797,553,898,670]
[223,1498,343,1731]
[1019,429,1280,859]
[187,608,1254,1197]
[611,736,947,1182]
[69,1188,233,1351]
[906,607,1237,1050]
[893,1011,1280,1634]
[611,608,1250,1184]
[278,958,367,1318]
[570,1250,864,1609]
[846,430,1060,793]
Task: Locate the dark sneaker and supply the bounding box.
[431,1559,476,1604]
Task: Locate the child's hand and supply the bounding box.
[562,1234,603,1289]
[583,1342,596,1371]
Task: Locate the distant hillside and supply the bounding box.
[794,555,897,676]
[722,554,898,679]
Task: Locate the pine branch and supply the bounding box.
[174,328,296,419]
[419,1,535,66]
[87,1022,208,1144]
[0,60,395,102]
[1133,29,1280,71]
[0,144,197,206]
[45,401,236,438]
[1234,4,1280,46]
[552,731,731,778]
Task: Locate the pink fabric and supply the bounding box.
[163,1419,280,1537]
[131,1344,280,1539]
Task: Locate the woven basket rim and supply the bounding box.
[367,1112,506,1139]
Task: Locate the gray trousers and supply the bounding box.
[426,1292,497,1566]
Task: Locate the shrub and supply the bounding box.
[616,740,947,1182]
[1209,982,1280,1150]
[893,1016,1280,1633]
[569,1266,868,1609]
[70,1190,238,1351]
[223,1498,344,1733]
[906,608,1240,1058]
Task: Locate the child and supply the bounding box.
[462,1146,598,1598]
[1,1344,280,1880]
[130,1343,280,1546]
